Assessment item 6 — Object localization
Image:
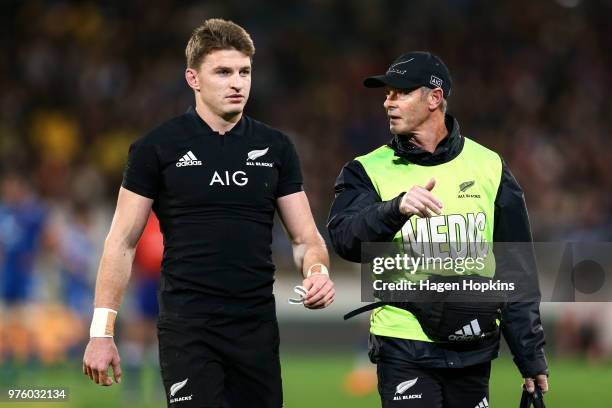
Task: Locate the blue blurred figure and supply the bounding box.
[0,171,47,305]
[57,202,96,320]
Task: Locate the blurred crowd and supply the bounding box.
[1,0,611,366]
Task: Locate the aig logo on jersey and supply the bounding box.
[246,147,274,167]
[210,171,248,186]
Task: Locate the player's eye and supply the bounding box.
[216,69,231,76]
[385,88,409,98]
[239,69,251,76]
[385,90,400,98]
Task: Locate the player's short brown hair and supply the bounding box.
[185,19,255,69]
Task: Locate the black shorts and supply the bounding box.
[371,336,491,408]
[157,313,282,408]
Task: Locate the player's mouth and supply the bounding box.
[387,115,401,121]
[226,94,244,102]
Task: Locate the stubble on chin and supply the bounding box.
[221,106,244,121]
[389,123,405,135]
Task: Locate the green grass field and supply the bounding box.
[1,354,610,407]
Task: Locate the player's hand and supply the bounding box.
[524,374,548,394]
[83,337,122,386]
[302,273,335,309]
[398,178,443,218]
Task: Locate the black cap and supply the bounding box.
[364,51,452,97]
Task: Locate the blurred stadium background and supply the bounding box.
[1,0,611,407]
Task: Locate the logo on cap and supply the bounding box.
[386,58,415,75]
[430,75,443,88]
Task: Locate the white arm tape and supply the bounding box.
[90,308,118,337]
[306,264,329,278]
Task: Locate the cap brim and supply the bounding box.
[363,74,421,90]
[363,75,389,88]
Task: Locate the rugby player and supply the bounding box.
[328,51,547,407]
[82,19,335,408]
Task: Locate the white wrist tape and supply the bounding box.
[306,264,329,278]
[90,308,118,337]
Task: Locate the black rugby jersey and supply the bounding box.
[122,106,303,316]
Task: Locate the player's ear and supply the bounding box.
[429,88,444,111]
[185,68,200,92]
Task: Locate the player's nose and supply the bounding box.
[383,96,394,110]
[230,73,247,91]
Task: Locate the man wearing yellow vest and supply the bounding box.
[328,52,548,407]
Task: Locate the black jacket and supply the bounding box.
[327,115,548,377]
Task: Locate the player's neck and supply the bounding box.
[195,104,242,135]
[403,115,447,153]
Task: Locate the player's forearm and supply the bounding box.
[93,238,136,310]
[293,231,329,278]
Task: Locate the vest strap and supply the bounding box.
[344,302,386,320]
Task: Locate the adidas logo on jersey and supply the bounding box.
[176,151,202,167]
[448,319,483,341]
[475,396,489,408]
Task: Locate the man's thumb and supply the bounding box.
[424,178,436,191]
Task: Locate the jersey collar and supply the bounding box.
[388,114,464,166]
[186,106,246,137]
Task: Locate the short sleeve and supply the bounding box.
[275,136,303,198]
[121,140,160,199]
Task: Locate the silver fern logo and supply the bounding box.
[393,378,422,401]
[247,148,269,161]
[395,378,418,395]
[246,147,274,168]
[459,180,475,193]
[458,180,481,198]
[170,378,188,397]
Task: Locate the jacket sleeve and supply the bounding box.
[494,159,548,378]
[326,160,408,263]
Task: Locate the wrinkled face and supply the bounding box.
[383,86,430,135]
[195,49,251,120]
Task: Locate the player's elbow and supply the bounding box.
[291,226,325,248]
[103,230,138,254]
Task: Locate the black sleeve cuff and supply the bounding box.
[121,180,157,199]
[378,193,410,229]
[514,353,549,378]
[275,182,304,198]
